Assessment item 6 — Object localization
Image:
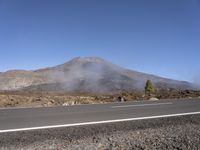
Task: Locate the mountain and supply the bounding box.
[0,57,194,93]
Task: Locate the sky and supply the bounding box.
[0,0,200,82]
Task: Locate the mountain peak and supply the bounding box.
[57,57,111,70]
[0,56,194,92]
[66,56,106,64]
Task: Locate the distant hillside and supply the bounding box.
[0,57,194,93]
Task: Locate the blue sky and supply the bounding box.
[0,0,200,82]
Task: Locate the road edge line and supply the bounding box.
[1,111,200,133]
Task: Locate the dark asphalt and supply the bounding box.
[0,98,200,132]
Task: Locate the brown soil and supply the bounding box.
[0,89,200,108]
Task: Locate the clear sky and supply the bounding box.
[0,0,200,82]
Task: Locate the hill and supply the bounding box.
[0,57,194,93]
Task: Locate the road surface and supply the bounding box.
[0,98,200,133]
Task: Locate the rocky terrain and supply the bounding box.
[0,114,200,150]
[0,57,197,109]
[0,57,199,149]
[0,89,200,108]
[0,57,195,93]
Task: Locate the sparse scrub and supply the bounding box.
[0,90,200,108]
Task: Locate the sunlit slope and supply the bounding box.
[0,57,193,93]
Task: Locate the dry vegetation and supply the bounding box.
[0,91,114,108]
[0,89,200,108]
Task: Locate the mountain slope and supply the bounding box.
[0,57,193,93]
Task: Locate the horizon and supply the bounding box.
[0,0,200,82]
[0,56,195,83]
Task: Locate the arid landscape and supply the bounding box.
[0,58,200,150]
[0,89,200,108]
[1,1,200,149]
[0,57,199,108]
[0,57,195,92]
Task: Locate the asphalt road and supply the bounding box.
[0,98,200,133]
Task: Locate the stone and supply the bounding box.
[149,97,159,101]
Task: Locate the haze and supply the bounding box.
[0,0,200,82]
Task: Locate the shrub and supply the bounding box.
[145,80,155,95]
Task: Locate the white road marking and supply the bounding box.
[0,111,200,133]
[111,102,173,108]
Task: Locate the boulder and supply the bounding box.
[149,97,159,101]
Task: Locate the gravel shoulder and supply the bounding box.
[0,114,200,150]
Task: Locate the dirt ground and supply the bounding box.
[0,89,200,108]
